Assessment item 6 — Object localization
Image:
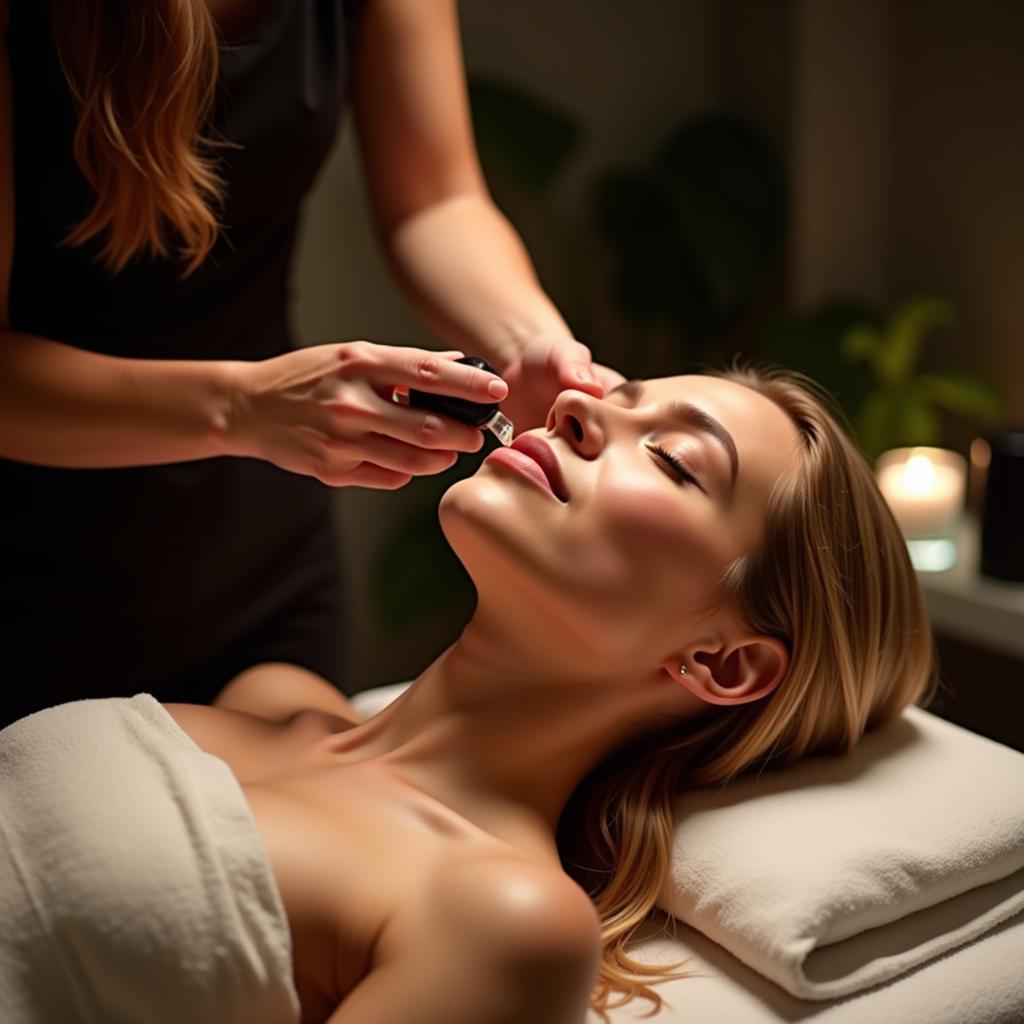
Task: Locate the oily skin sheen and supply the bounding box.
[330,375,803,864]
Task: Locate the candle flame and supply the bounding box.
[902,454,936,494]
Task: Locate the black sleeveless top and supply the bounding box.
[1,0,365,722]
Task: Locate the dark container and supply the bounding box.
[979,428,1024,582]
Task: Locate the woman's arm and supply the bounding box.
[1,11,500,475]
[349,0,573,374]
[0,331,245,467]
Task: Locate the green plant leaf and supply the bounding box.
[840,325,883,366]
[917,371,1005,419]
[468,77,583,197]
[856,389,895,461]
[760,297,879,425]
[877,296,955,387]
[857,385,944,458]
[893,386,943,447]
[591,113,787,340]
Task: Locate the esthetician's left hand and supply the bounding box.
[499,333,628,434]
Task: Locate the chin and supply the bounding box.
[438,475,521,560]
[440,471,573,606]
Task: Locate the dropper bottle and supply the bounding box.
[393,355,515,447]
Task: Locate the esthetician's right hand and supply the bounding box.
[223,341,508,489]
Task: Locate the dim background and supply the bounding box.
[287,0,1024,712]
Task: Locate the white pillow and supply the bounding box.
[656,705,1024,999]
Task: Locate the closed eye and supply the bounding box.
[648,443,705,492]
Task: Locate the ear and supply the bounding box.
[660,635,789,707]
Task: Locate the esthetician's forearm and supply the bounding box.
[0,330,237,467]
[382,191,573,372]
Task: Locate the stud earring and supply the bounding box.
[679,665,688,676]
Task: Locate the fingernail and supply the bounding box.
[488,379,509,399]
[575,366,595,383]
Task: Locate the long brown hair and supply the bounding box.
[50,0,232,279]
[557,362,941,1022]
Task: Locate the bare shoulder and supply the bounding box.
[442,853,601,955]
[331,850,602,1023]
[379,848,602,968]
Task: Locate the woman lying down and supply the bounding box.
[0,363,937,1024]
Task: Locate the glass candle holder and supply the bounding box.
[875,446,968,572]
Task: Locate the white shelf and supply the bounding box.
[916,515,1024,660]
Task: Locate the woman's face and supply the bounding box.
[439,375,801,668]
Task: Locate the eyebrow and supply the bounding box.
[608,379,739,491]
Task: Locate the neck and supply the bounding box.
[329,605,701,864]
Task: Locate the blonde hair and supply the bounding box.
[556,361,941,1022]
[50,0,233,279]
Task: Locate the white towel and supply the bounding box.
[0,693,301,1024]
[656,705,1024,999]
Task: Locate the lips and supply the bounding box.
[510,435,568,502]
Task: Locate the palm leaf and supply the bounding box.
[894,386,943,447]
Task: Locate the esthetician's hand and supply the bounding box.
[498,332,628,434]
[223,341,508,489]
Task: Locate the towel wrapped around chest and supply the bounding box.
[0,693,301,1024]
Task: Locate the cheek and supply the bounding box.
[562,476,731,605]
[438,469,737,652]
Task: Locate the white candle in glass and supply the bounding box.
[875,447,967,538]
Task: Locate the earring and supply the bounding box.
[679,664,688,676]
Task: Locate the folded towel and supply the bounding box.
[0,694,301,1024]
[656,705,1024,999]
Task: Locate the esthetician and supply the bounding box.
[0,0,626,726]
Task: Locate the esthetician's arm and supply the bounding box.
[0,12,493,479]
[350,0,575,375]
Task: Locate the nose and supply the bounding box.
[546,388,605,458]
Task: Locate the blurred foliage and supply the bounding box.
[762,294,1005,461]
[760,296,880,423]
[468,76,583,197]
[838,296,1004,460]
[592,114,787,361]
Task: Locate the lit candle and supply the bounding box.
[875,447,967,538]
